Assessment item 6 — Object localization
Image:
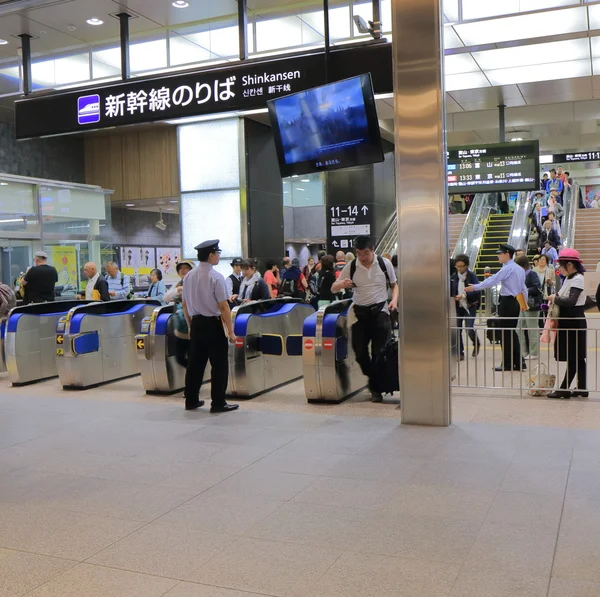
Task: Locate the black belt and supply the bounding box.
[499,295,516,299]
[192,314,220,320]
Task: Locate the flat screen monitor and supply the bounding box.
[447,140,540,194]
[267,74,384,177]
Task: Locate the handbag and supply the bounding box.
[540,317,557,344]
[529,363,556,396]
[550,303,560,319]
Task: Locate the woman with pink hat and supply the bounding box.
[547,248,588,399]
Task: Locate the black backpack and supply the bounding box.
[350,256,391,287]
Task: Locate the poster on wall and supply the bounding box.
[119,246,156,288]
[157,247,181,286]
[584,185,600,208]
[51,246,78,291]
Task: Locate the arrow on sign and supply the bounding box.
[136,339,145,350]
[56,335,64,345]
[361,206,369,215]
[332,241,339,247]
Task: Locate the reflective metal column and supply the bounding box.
[392,0,451,425]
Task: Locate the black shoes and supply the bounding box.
[210,403,240,414]
[459,355,465,361]
[185,400,205,410]
[572,391,589,398]
[371,392,383,403]
[548,390,571,399]
[472,343,481,357]
[494,365,527,372]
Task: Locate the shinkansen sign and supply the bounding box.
[15,42,393,139]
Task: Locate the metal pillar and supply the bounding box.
[238,0,248,60]
[117,13,131,80]
[323,0,330,82]
[372,0,382,38]
[392,0,450,426]
[498,104,506,142]
[18,34,33,95]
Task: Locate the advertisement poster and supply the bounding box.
[119,246,156,288]
[51,246,78,290]
[584,185,600,208]
[157,247,181,286]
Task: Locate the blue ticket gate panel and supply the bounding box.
[229,298,314,398]
[303,300,367,403]
[136,305,210,394]
[5,301,89,386]
[56,300,160,389]
[0,317,7,373]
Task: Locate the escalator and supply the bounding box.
[473,214,513,279]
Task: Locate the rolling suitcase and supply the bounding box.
[372,337,400,395]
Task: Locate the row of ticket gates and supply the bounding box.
[0,298,368,403]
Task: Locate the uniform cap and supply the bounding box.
[496,244,516,257]
[230,258,243,266]
[34,251,48,259]
[175,260,194,273]
[194,239,221,253]
[557,248,583,263]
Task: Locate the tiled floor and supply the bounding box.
[2,373,600,596]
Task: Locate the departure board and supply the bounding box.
[447,140,540,194]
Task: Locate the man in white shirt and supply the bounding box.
[332,236,398,402]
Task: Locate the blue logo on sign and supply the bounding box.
[77,94,100,125]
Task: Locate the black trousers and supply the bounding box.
[351,311,391,391]
[498,296,521,368]
[185,316,228,407]
[456,305,480,356]
[175,337,189,369]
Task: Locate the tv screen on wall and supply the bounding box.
[267,74,384,177]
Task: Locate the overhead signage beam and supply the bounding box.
[15,42,392,139]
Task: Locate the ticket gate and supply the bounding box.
[56,300,160,389]
[136,305,210,394]
[229,298,315,398]
[303,300,367,403]
[0,317,7,373]
[5,301,87,386]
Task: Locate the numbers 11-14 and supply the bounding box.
[330,206,359,217]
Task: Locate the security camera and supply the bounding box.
[353,15,381,39]
[155,209,167,231]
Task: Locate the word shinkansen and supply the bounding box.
[242,71,301,86]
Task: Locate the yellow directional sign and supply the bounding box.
[136,338,145,350]
[56,334,64,345]
[56,348,64,356]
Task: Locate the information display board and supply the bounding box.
[548,151,600,163]
[447,140,539,194]
[327,203,373,255]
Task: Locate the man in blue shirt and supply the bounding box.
[542,242,559,264]
[105,261,131,300]
[545,169,563,195]
[465,244,528,372]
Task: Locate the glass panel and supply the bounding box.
[131,37,168,73]
[181,190,242,260]
[0,240,34,288]
[0,63,20,95]
[0,181,39,234]
[285,173,325,207]
[92,44,120,80]
[32,53,90,90]
[179,119,240,192]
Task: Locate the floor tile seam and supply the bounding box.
[0,545,80,565]
[546,445,575,597]
[161,579,282,597]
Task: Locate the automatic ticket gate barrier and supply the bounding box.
[229,298,315,398]
[0,317,7,373]
[56,300,160,389]
[5,301,89,386]
[303,300,367,403]
[136,305,210,394]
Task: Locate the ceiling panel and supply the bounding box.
[376,98,394,119]
[518,76,593,104]
[456,98,527,111]
[445,94,463,113]
[447,130,485,145]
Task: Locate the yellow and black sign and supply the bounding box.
[56,348,64,356]
[136,338,145,350]
[56,334,64,345]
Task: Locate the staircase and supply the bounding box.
[449,214,467,251]
[574,209,600,271]
[474,213,513,279]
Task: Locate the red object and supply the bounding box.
[323,339,334,350]
[304,339,314,350]
[235,338,244,348]
[557,248,583,263]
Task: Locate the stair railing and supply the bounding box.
[375,213,398,256]
[507,191,532,251]
[561,182,579,249]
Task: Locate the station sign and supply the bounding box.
[447,140,540,195]
[15,42,393,139]
[327,203,373,254]
[547,151,600,163]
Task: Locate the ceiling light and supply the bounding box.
[510,137,523,141]
[0,182,8,186]
[301,179,310,182]
[0,39,8,45]
[296,188,304,191]
[169,200,178,203]
[172,0,189,7]
[166,208,174,211]
[125,203,135,207]
[86,18,103,26]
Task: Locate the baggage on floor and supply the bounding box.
[486,317,502,344]
[372,337,399,395]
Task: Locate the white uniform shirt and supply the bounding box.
[557,273,586,306]
[337,255,396,313]
[182,262,228,317]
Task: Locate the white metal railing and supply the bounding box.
[450,315,598,397]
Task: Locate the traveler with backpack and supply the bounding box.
[238,259,271,303]
[164,261,194,368]
[0,282,17,318]
[331,236,398,402]
[316,255,337,307]
[105,261,132,300]
[280,258,308,300]
[334,251,346,278]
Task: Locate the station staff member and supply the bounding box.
[465,244,528,372]
[226,258,244,307]
[182,239,239,413]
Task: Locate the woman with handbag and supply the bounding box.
[547,248,588,399]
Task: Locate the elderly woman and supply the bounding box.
[547,249,588,399]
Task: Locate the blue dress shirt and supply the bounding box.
[473,259,528,299]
